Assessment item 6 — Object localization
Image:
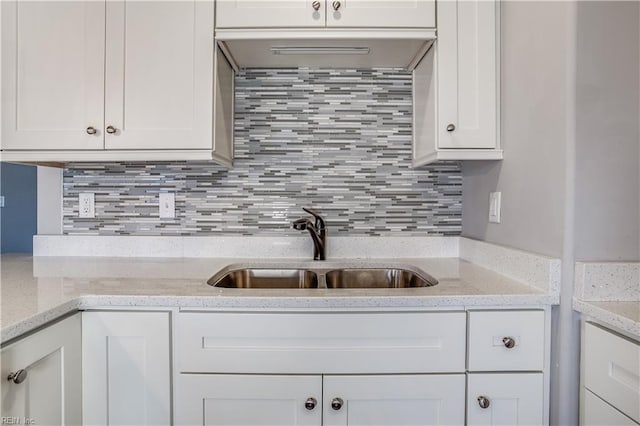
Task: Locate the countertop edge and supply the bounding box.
[573,298,640,340]
[2,293,559,344]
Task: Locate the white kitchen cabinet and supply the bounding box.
[322,375,465,426]
[467,373,544,426]
[216,0,435,29]
[176,374,464,426]
[176,375,323,425]
[413,0,502,165]
[0,1,105,151]
[1,0,232,164]
[582,389,638,426]
[580,322,640,425]
[0,314,81,426]
[82,311,171,426]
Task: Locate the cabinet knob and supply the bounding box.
[106,125,118,134]
[446,124,456,132]
[331,397,344,411]
[502,336,516,349]
[477,396,490,409]
[86,126,98,135]
[312,1,321,11]
[304,397,317,410]
[332,1,341,10]
[7,369,27,384]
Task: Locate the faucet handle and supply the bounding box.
[302,207,325,230]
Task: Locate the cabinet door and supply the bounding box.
[176,374,322,426]
[581,389,638,426]
[1,1,105,151]
[323,375,465,426]
[82,311,171,426]
[216,0,325,28]
[104,1,214,150]
[467,373,544,426]
[0,314,82,426]
[326,0,435,28]
[437,0,498,149]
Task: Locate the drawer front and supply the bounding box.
[177,311,466,374]
[468,310,545,372]
[583,322,640,423]
[582,389,639,426]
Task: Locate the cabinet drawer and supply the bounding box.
[583,323,640,423]
[468,310,545,371]
[582,389,639,426]
[177,311,466,374]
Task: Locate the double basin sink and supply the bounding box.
[208,265,438,289]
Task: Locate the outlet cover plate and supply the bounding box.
[79,193,95,218]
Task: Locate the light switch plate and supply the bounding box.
[159,193,175,219]
[489,191,501,223]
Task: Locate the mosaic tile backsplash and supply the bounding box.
[63,68,462,236]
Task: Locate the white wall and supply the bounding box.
[574,1,640,261]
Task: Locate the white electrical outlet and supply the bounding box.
[159,193,175,219]
[489,191,501,223]
[79,193,95,218]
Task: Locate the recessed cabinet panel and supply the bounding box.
[1,1,105,150]
[176,375,323,426]
[326,0,435,28]
[322,375,465,426]
[82,311,171,426]
[437,0,498,149]
[0,314,81,425]
[104,0,213,150]
[216,0,325,28]
[467,373,544,426]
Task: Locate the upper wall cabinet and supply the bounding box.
[1,0,233,165]
[216,0,435,29]
[413,0,502,165]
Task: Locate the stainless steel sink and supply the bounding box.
[325,268,438,288]
[208,265,438,289]
[208,269,318,289]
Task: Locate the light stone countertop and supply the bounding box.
[572,261,640,339]
[573,299,640,339]
[1,254,559,343]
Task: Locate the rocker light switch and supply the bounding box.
[489,192,501,223]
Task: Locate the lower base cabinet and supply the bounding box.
[0,314,81,426]
[467,373,544,425]
[82,311,171,426]
[176,374,465,426]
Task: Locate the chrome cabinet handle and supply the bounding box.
[312,1,321,10]
[332,0,341,10]
[7,369,27,384]
[331,397,344,411]
[477,396,490,409]
[502,336,516,349]
[305,397,317,410]
[86,126,97,135]
[106,126,117,134]
[446,124,456,132]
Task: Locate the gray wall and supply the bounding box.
[574,1,640,261]
[462,1,572,258]
[0,162,38,253]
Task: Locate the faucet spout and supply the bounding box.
[292,209,327,261]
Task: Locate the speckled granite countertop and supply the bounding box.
[573,262,640,339]
[1,255,559,343]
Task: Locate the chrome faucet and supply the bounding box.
[292,208,326,261]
